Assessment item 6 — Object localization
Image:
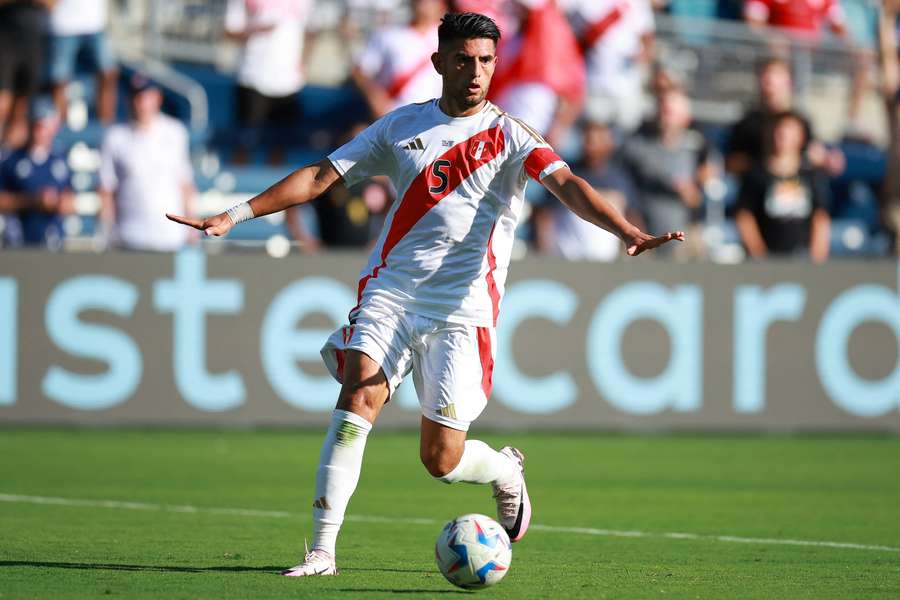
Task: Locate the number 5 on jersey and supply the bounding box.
[429,159,452,195]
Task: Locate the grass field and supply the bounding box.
[1,430,899,599]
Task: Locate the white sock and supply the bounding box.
[438,440,517,486]
[311,409,372,557]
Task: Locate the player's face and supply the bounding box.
[433,38,497,109]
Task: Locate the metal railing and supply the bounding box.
[654,14,876,128]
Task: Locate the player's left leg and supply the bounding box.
[281,349,390,577]
[414,322,532,542]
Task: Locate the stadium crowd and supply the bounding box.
[0,0,897,260]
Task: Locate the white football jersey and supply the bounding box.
[328,99,567,328]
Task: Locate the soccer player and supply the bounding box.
[167,12,683,577]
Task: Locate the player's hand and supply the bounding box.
[625,230,685,256]
[166,212,234,237]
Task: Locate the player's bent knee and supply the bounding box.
[421,449,462,480]
[337,385,384,421]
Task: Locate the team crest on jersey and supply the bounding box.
[469,140,492,161]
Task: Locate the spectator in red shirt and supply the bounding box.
[743,0,847,39]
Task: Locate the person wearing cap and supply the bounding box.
[0,97,74,249]
[97,75,195,251]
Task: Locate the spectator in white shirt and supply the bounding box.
[562,0,655,133]
[351,0,447,118]
[47,0,117,124]
[98,75,195,252]
[224,0,314,164]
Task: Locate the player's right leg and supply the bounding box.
[281,349,389,577]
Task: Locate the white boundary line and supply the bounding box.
[2,492,898,554]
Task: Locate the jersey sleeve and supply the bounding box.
[505,115,568,182]
[523,146,568,181]
[327,116,393,187]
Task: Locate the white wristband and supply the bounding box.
[225,202,255,225]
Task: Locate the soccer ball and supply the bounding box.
[434,513,512,589]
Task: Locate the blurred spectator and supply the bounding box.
[287,123,392,251]
[879,0,900,254]
[342,0,406,45]
[47,0,117,125]
[735,110,831,262]
[224,0,314,164]
[532,120,640,261]
[98,76,195,252]
[452,0,513,35]
[743,0,847,39]
[726,57,842,176]
[0,0,52,149]
[489,0,585,146]
[0,98,73,249]
[351,0,446,119]
[562,0,655,133]
[620,87,710,254]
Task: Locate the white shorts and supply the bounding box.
[321,296,496,431]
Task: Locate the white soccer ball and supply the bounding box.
[434,513,512,589]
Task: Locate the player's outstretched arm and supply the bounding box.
[166,158,342,237]
[542,167,684,256]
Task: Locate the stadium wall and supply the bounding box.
[1,251,899,431]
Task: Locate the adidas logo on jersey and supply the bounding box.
[402,137,425,151]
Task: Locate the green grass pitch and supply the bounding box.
[1,429,899,599]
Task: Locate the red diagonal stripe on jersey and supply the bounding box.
[351,125,506,315]
[485,223,500,327]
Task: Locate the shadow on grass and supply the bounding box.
[342,567,432,574]
[0,561,471,592]
[0,560,281,574]
[333,590,469,595]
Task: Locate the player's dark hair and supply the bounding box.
[438,12,501,49]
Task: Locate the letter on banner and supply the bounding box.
[43,276,142,409]
[493,280,578,414]
[0,278,16,405]
[261,277,355,411]
[154,250,245,411]
[815,264,900,417]
[733,285,806,413]
[587,282,702,414]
